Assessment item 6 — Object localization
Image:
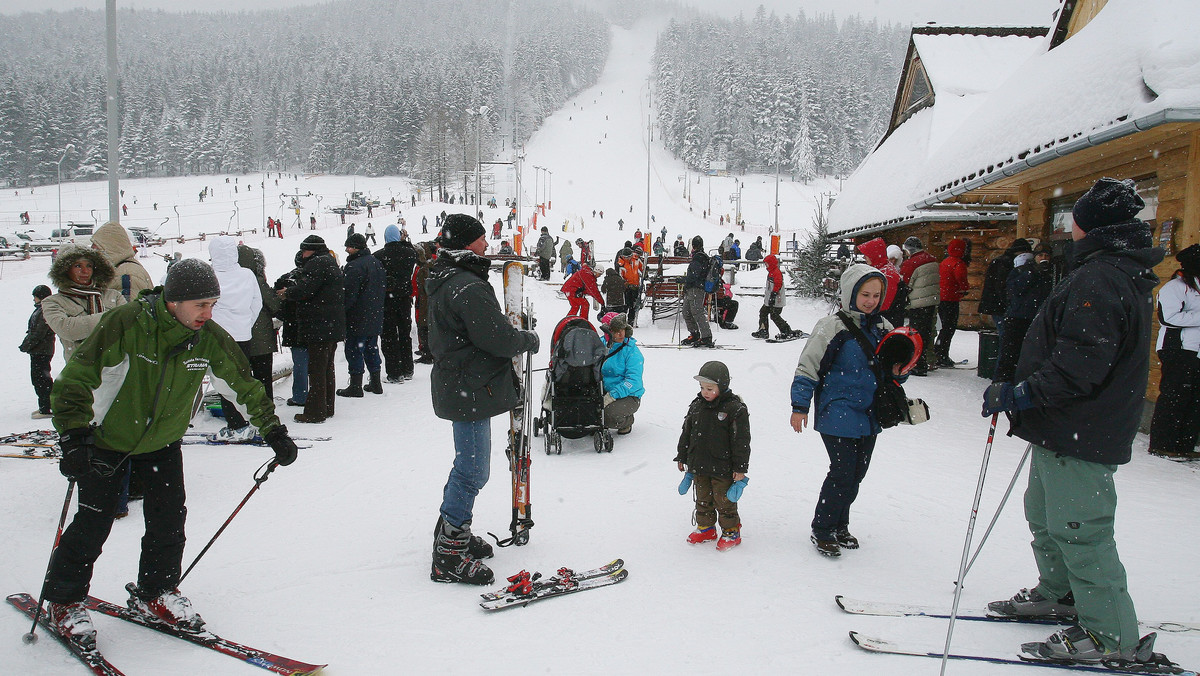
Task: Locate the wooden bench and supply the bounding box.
[645,278,685,323]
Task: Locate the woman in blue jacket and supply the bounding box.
[600,312,645,435]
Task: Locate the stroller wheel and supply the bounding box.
[604,430,614,453]
[532,417,540,437]
[555,433,563,455]
[593,432,605,454]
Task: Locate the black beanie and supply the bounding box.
[1176,243,1200,275]
[1072,178,1144,232]
[439,214,486,250]
[300,235,327,252]
[32,284,51,299]
[164,258,221,302]
[345,233,367,250]
[691,235,703,251]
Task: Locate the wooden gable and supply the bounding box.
[1049,0,1110,49]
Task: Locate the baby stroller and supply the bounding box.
[532,316,614,454]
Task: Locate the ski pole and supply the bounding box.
[24,480,76,645]
[940,413,999,676]
[179,460,276,585]
[961,442,1032,581]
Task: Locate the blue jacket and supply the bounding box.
[790,264,896,438]
[601,336,645,399]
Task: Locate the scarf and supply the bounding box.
[60,286,105,314]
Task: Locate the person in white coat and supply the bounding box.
[1148,243,1200,459]
[208,237,263,440]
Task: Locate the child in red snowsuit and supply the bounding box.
[561,265,604,319]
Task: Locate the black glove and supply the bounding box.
[523,330,540,354]
[58,427,95,480]
[981,381,1035,417]
[264,425,299,466]
[768,291,778,306]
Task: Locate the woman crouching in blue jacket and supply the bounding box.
[600,312,645,435]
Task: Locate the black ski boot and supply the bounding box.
[751,329,769,339]
[336,374,364,398]
[431,517,494,585]
[364,371,383,394]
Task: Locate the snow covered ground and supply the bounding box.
[0,18,1197,676]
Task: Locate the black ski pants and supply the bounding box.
[44,443,187,603]
[906,306,937,372]
[380,296,414,378]
[811,433,875,540]
[30,353,53,414]
[538,257,551,280]
[758,305,791,333]
[994,317,1033,384]
[935,301,960,363]
[1149,348,1200,455]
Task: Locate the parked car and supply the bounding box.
[4,230,56,252]
[50,224,94,247]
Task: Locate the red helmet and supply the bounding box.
[876,326,923,376]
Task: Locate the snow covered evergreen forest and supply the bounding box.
[0,0,613,185]
[653,9,908,179]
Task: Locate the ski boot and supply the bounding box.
[988,588,1076,618]
[48,601,97,648]
[215,424,258,443]
[687,526,718,544]
[750,329,769,339]
[680,334,698,347]
[716,528,741,552]
[694,336,715,348]
[126,584,206,632]
[431,517,494,585]
[1021,625,1149,664]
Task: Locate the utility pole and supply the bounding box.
[645,80,652,232]
[774,159,781,234]
[105,0,120,222]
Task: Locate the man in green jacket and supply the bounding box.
[42,259,299,649]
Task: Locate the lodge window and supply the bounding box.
[1047,177,1159,238]
[899,59,934,122]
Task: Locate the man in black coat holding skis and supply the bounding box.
[426,214,539,586]
[374,225,419,383]
[982,178,1168,667]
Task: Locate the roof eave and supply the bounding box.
[908,107,1200,210]
[830,211,1017,239]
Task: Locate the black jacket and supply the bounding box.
[1013,221,1163,465]
[343,248,386,337]
[979,241,1030,315]
[1005,262,1053,321]
[284,251,346,344]
[374,240,419,306]
[684,250,710,290]
[20,305,55,356]
[674,388,751,478]
[426,250,537,421]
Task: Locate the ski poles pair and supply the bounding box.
[940,413,1033,675]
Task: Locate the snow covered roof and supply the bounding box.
[910,0,1200,209]
[829,27,1046,235]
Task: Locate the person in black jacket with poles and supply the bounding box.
[21,284,56,419]
[426,215,539,586]
[681,236,712,347]
[982,178,1168,667]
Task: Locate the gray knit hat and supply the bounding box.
[164,258,221,302]
[694,360,730,391]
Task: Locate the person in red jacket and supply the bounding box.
[936,238,970,367]
[562,264,604,319]
[856,237,903,326]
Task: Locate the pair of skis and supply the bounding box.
[8,593,324,675]
[497,261,534,548]
[0,429,61,459]
[840,595,1197,674]
[479,559,628,611]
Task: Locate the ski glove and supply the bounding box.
[523,330,540,354]
[727,477,749,503]
[603,393,615,407]
[677,471,693,495]
[768,291,778,306]
[58,427,95,480]
[981,381,1034,417]
[264,425,299,467]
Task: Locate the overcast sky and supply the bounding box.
[0,0,1059,26]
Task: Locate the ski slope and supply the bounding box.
[0,18,1197,676]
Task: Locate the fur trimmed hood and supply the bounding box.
[49,243,116,291]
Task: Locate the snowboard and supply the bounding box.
[766,330,810,343]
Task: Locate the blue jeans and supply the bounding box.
[344,335,382,376]
[811,433,876,539]
[290,347,309,404]
[439,419,492,528]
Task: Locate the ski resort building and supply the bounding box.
[827,0,1200,409]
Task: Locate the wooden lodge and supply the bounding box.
[827,0,1200,414]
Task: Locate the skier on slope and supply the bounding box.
[751,254,797,340]
[427,215,539,585]
[42,260,299,647]
[982,178,1169,667]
